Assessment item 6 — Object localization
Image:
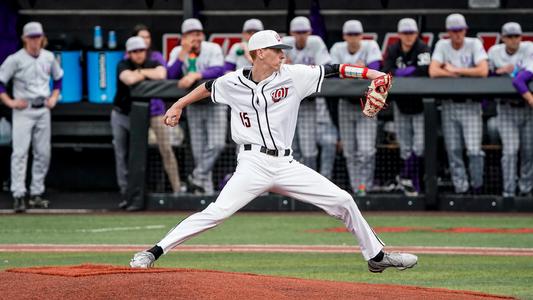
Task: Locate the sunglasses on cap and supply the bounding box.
[344,33,362,36]
[129,49,146,53]
[448,28,466,33]
[291,31,310,34]
[504,35,521,38]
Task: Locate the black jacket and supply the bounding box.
[382,38,430,114]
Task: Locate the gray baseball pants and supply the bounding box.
[11,107,51,198]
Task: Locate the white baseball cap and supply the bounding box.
[23,21,44,37]
[343,20,363,34]
[398,18,418,33]
[181,18,203,34]
[446,13,468,31]
[126,36,147,52]
[248,30,293,51]
[243,18,264,32]
[502,22,522,36]
[290,16,311,32]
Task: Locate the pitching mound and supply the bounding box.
[1,264,514,300]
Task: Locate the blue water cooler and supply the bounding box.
[52,51,83,103]
[87,51,123,103]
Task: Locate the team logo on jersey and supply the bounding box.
[271,87,289,103]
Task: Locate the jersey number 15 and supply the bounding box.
[239,112,251,128]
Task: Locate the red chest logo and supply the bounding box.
[271,87,289,103]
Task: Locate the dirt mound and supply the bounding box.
[1,264,515,300]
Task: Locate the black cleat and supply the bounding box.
[13,196,26,213]
[29,195,50,208]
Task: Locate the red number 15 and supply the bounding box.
[239,112,251,127]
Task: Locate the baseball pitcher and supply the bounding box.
[130,30,417,273]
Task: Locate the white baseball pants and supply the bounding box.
[157,147,385,261]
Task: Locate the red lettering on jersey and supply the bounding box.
[381,32,434,55]
[271,87,289,103]
[162,33,181,62]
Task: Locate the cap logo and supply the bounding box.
[275,33,281,42]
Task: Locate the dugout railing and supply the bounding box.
[128,77,533,212]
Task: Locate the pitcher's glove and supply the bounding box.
[360,73,392,118]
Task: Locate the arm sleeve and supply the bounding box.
[0,55,16,85]
[201,66,224,79]
[431,40,445,64]
[367,60,381,70]
[323,64,340,78]
[0,82,6,94]
[52,78,62,90]
[166,47,183,79]
[513,70,533,95]
[51,55,64,80]
[210,73,232,105]
[167,60,183,79]
[223,62,237,72]
[473,39,489,65]
[151,51,166,65]
[287,64,325,99]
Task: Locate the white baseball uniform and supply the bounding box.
[431,37,488,193]
[330,40,382,193]
[0,48,63,198]
[156,64,385,261]
[488,41,533,197]
[281,35,335,176]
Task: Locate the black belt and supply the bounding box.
[31,103,44,108]
[243,144,290,157]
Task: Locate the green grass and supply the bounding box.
[1,213,532,248]
[1,252,532,299]
[1,212,533,299]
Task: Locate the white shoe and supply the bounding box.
[130,251,155,268]
[368,252,418,273]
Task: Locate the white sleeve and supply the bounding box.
[431,40,446,63]
[167,46,181,67]
[0,55,16,84]
[225,44,239,64]
[366,41,383,64]
[51,55,64,80]
[314,38,332,65]
[210,73,232,105]
[286,64,325,99]
[330,44,341,64]
[207,44,224,67]
[473,39,488,65]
